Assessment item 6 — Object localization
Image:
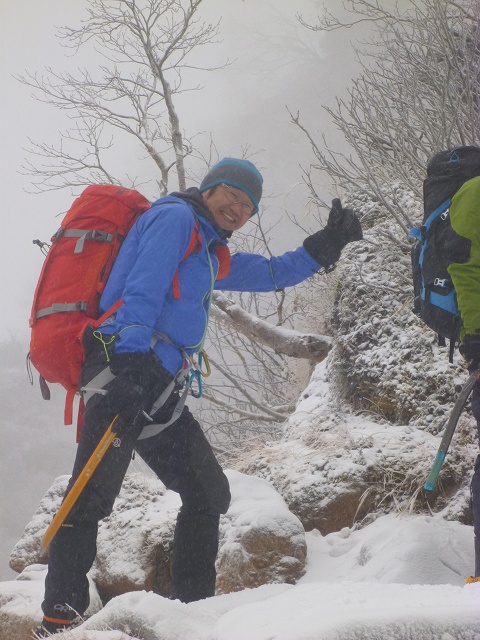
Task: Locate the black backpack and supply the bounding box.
[410,146,480,360]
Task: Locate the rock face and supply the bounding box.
[9,469,306,611]
[238,356,475,534]
[236,188,477,533]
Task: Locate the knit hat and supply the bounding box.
[199,158,263,214]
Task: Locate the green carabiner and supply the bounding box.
[198,350,211,377]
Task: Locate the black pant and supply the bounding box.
[42,336,231,620]
[470,380,480,575]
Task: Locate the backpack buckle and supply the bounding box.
[434,278,449,288]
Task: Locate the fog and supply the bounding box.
[0,0,365,580]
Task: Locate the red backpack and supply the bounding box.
[29,184,225,434]
[29,184,151,428]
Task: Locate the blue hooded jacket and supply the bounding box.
[99,188,322,375]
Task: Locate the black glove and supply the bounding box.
[303,199,363,270]
[106,351,165,418]
[459,335,480,373]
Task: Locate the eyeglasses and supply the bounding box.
[221,183,255,216]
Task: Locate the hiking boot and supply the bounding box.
[33,617,77,637]
[466,575,480,584]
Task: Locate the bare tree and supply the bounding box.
[18,0,226,196]
[294,0,480,237]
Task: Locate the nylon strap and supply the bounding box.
[64,387,77,426]
[43,615,74,626]
[91,299,123,328]
[137,378,190,440]
[149,378,177,415]
[63,229,113,254]
[36,301,88,319]
[79,361,187,440]
[80,366,115,404]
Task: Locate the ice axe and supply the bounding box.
[42,414,120,551]
[424,370,478,492]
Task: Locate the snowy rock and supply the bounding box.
[9,476,67,573]
[300,513,473,586]
[238,357,475,533]
[235,189,478,532]
[331,189,466,433]
[216,470,306,593]
[10,469,306,604]
[2,515,479,640]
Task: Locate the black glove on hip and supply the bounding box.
[459,335,480,373]
[106,351,165,419]
[303,198,363,271]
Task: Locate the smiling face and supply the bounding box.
[201,184,254,232]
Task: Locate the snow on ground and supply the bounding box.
[73,514,480,639]
[3,512,480,639]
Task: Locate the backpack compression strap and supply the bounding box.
[172,219,202,299]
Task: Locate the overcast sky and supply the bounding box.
[0,0,364,344]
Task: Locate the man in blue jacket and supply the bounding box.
[36,158,362,636]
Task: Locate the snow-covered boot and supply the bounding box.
[33,617,75,637]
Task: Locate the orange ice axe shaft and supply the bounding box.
[42,415,119,551]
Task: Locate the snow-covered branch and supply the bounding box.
[211,292,333,362]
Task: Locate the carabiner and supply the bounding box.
[198,350,211,377]
[190,369,203,398]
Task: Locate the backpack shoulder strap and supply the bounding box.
[172,218,202,300]
[182,218,202,260]
[215,244,231,280]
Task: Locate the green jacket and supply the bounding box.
[448,175,480,340]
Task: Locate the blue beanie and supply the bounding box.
[199,157,263,214]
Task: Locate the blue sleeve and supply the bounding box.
[214,246,322,292]
[113,204,195,352]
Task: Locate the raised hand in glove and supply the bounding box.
[106,351,165,419]
[459,335,480,373]
[303,198,363,271]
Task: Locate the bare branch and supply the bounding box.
[18,0,228,193]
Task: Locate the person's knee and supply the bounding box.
[65,483,117,523]
[182,469,231,516]
[203,468,231,515]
